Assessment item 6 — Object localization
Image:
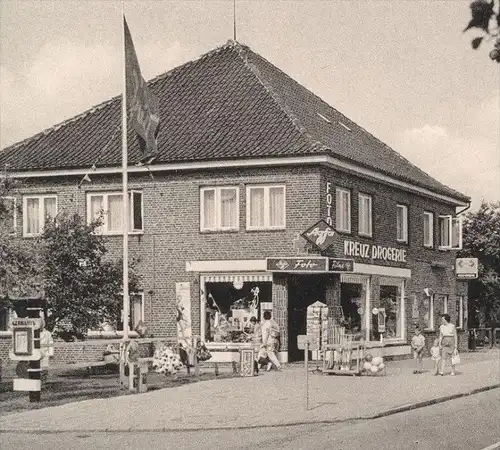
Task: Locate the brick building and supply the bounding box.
[0,41,469,361]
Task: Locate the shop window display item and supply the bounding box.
[340,283,365,340]
[205,282,271,343]
[361,353,386,375]
[322,333,365,375]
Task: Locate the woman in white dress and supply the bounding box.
[438,313,458,376]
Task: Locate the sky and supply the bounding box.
[1,0,499,210]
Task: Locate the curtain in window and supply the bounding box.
[269,187,284,227]
[131,295,142,328]
[336,190,349,231]
[220,188,237,228]
[397,206,406,241]
[424,214,433,245]
[203,190,216,229]
[250,188,265,227]
[44,197,57,220]
[26,198,40,234]
[439,217,449,247]
[359,196,371,235]
[451,219,460,248]
[108,194,123,232]
[90,196,104,221]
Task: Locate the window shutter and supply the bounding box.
[451,217,463,250]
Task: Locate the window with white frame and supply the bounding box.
[439,294,448,314]
[358,193,372,236]
[396,204,408,243]
[23,195,57,236]
[200,186,239,231]
[423,294,434,329]
[423,211,434,248]
[336,188,351,232]
[439,215,463,250]
[456,296,464,329]
[246,185,285,230]
[118,293,144,331]
[1,197,16,235]
[87,191,143,234]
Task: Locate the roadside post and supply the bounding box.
[297,334,319,411]
[10,315,43,402]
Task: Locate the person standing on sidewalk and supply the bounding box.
[261,311,282,371]
[439,314,458,376]
[411,326,425,374]
[246,316,262,374]
[430,339,441,375]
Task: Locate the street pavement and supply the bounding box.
[1,388,499,449]
[0,349,499,433]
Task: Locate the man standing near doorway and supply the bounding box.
[261,311,282,371]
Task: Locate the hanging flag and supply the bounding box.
[124,16,160,163]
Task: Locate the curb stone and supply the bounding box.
[1,383,499,434]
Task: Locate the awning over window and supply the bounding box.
[379,277,405,287]
[202,273,272,283]
[340,274,369,284]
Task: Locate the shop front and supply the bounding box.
[266,257,411,361]
[188,253,411,363]
[192,261,278,362]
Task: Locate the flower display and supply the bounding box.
[152,345,184,375]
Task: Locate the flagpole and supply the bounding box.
[122,13,130,342]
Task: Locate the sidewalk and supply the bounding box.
[1,349,499,432]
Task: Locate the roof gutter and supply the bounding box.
[2,155,469,207]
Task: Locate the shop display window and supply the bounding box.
[204,281,272,343]
[379,285,402,339]
[340,282,365,340]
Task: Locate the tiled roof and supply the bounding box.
[0,41,469,202]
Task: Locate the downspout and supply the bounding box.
[457,201,471,216]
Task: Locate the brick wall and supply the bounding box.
[0,336,155,367]
[7,163,467,345]
[319,167,467,339]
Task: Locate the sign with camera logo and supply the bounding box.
[301,219,336,251]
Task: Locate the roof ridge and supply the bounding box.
[238,48,466,199]
[148,40,238,86]
[232,42,323,152]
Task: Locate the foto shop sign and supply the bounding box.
[266,257,328,273]
[302,219,336,251]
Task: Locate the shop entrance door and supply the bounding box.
[287,274,326,362]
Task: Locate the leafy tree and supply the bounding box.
[464,0,500,62]
[459,202,500,327]
[41,213,139,341]
[0,175,43,311]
